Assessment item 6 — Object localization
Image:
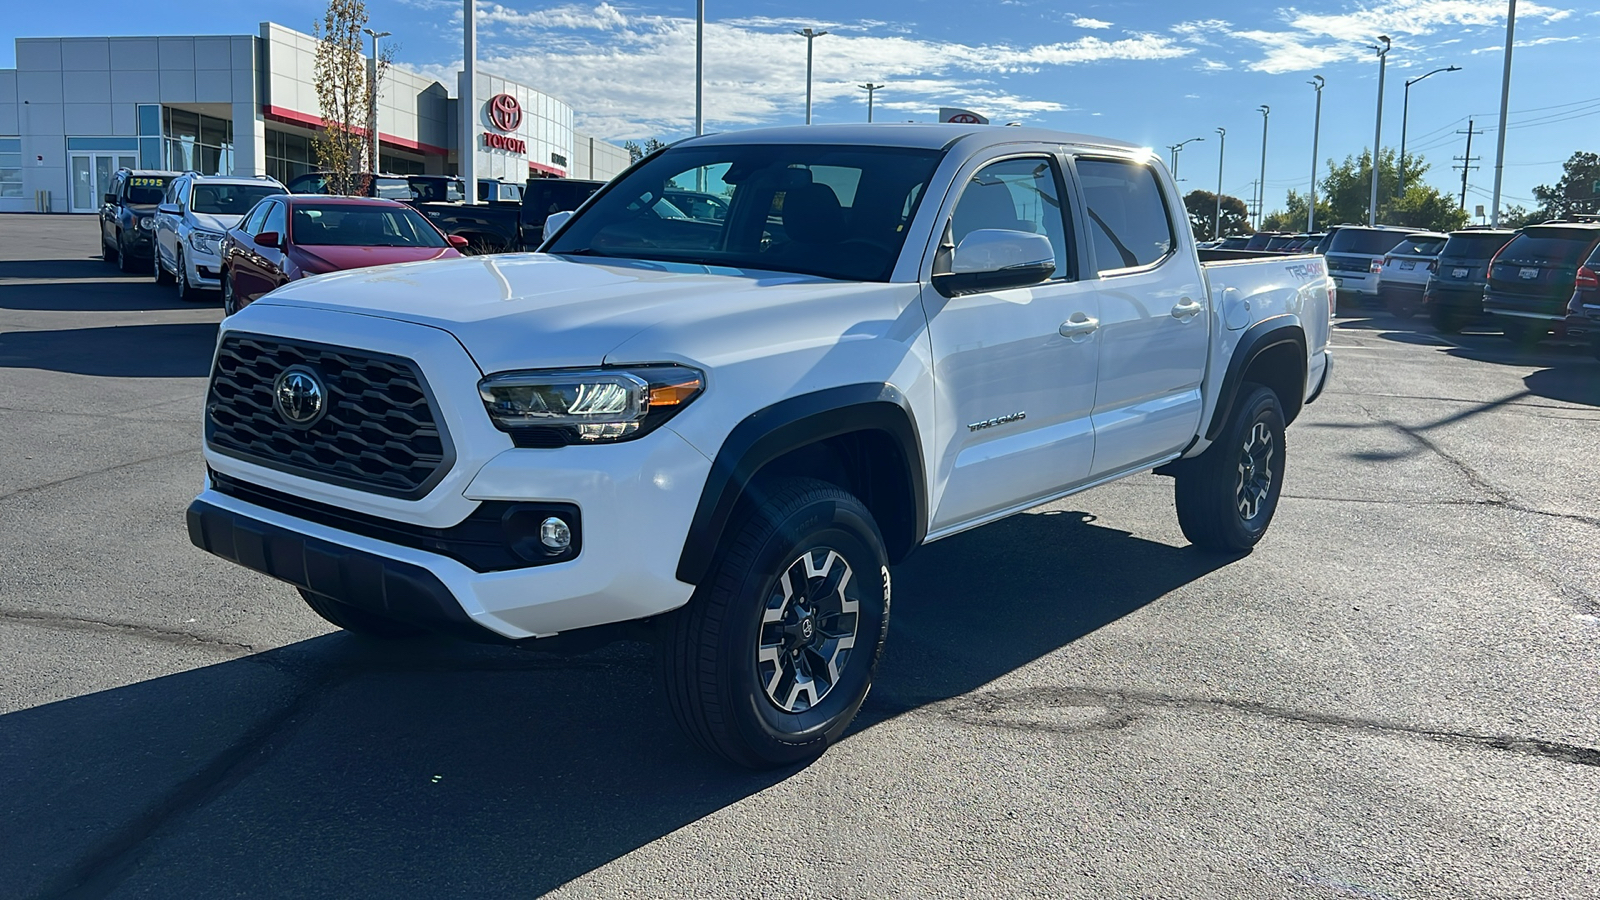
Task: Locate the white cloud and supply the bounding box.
[1071,17,1113,30]
[1468,34,1581,53]
[424,6,1192,139]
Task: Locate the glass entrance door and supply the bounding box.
[69,153,135,213]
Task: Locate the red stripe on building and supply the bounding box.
[262,105,450,157]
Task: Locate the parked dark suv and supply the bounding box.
[1422,229,1516,333]
[99,168,180,273]
[1564,243,1600,359]
[1483,223,1600,344]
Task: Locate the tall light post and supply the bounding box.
[1214,126,1226,239]
[460,0,476,204]
[1256,105,1270,230]
[1367,34,1391,226]
[1490,0,1517,227]
[859,83,884,122]
[1308,75,1324,233]
[794,28,829,124]
[1168,136,1204,181]
[1399,65,1460,197]
[363,28,389,175]
[695,0,704,136]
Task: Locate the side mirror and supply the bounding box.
[934,229,1056,297]
[158,203,180,215]
[542,210,574,240]
[104,193,118,206]
[254,231,281,249]
[446,234,470,249]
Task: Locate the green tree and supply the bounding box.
[624,138,669,163]
[1182,190,1252,239]
[311,0,393,195]
[1391,185,1468,232]
[1259,190,1334,234]
[1498,204,1540,228]
[1530,151,1600,220]
[1305,149,1462,231]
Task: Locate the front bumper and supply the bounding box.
[184,244,224,287]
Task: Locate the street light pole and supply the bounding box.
[1256,105,1270,230]
[1308,75,1324,233]
[1214,126,1226,239]
[794,28,829,124]
[1367,35,1391,226]
[363,28,390,176]
[859,83,884,122]
[1399,65,1461,197]
[1168,136,1204,181]
[1490,0,1517,227]
[695,0,704,136]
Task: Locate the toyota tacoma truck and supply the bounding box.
[187,124,1332,768]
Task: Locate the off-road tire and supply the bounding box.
[661,477,891,769]
[1174,384,1286,553]
[298,588,427,638]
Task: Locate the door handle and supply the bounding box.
[1058,313,1099,341]
[1171,297,1204,320]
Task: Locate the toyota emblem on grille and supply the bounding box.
[274,367,326,426]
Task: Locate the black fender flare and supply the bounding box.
[675,383,928,586]
[1205,315,1308,441]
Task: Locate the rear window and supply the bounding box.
[1392,237,1445,256]
[1440,232,1514,261]
[1498,228,1600,264]
[1329,228,1410,255]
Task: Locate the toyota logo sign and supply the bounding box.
[947,113,982,124]
[488,94,522,132]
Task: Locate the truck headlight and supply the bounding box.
[138,216,156,231]
[189,230,225,255]
[478,365,704,445]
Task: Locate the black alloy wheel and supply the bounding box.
[662,477,891,769]
[1174,384,1287,553]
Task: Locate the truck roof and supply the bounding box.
[681,123,1142,154]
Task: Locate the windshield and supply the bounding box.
[547,144,946,281]
[189,183,285,216]
[1498,228,1600,264]
[126,176,172,205]
[1329,228,1409,255]
[289,204,448,248]
[1440,232,1514,260]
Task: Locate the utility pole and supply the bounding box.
[794,28,829,124]
[858,83,884,122]
[1169,136,1203,181]
[1367,35,1391,226]
[363,28,390,177]
[1490,0,1517,226]
[1308,76,1324,232]
[1256,106,1269,230]
[1455,119,1483,211]
[1214,126,1226,239]
[460,0,476,204]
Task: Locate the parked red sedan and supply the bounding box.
[220,196,468,314]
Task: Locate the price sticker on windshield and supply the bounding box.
[129,177,167,187]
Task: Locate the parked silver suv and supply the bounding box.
[154,173,286,300]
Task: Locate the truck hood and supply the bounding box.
[253,252,837,372]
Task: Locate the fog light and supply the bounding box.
[539,517,571,550]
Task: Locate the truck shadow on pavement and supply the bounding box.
[2,507,1228,898]
[0,323,217,377]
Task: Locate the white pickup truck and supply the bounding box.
[188,124,1332,768]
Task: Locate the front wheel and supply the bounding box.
[116,234,139,274]
[1174,384,1287,553]
[221,269,237,315]
[154,248,175,286]
[661,477,891,769]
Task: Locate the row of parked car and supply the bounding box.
[1205,221,1600,358]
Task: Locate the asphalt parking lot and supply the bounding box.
[2,212,1597,899]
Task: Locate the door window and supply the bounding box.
[262,201,287,237]
[1076,158,1176,274]
[950,157,1073,280]
[241,200,272,236]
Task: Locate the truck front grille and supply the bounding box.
[205,334,452,498]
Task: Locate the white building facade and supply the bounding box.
[0,22,630,213]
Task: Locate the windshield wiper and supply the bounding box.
[551,248,612,257]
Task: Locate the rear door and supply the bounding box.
[922,150,1102,533]
[1071,155,1209,477]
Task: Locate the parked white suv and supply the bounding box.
[1375,232,1447,319]
[188,125,1332,767]
[154,173,286,300]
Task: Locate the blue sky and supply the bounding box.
[5,0,1596,217]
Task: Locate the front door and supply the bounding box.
[71,153,134,213]
[923,153,1101,535]
[1073,155,1210,477]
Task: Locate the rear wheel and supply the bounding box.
[1428,302,1463,334]
[1174,384,1286,553]
[1500,319,1546,347]
[661,477,891,769]
[298,588,427,638]
[1385,292,1418,319]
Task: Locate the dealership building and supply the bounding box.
[0,22,632,213]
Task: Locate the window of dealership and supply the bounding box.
[0,22,630,213]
